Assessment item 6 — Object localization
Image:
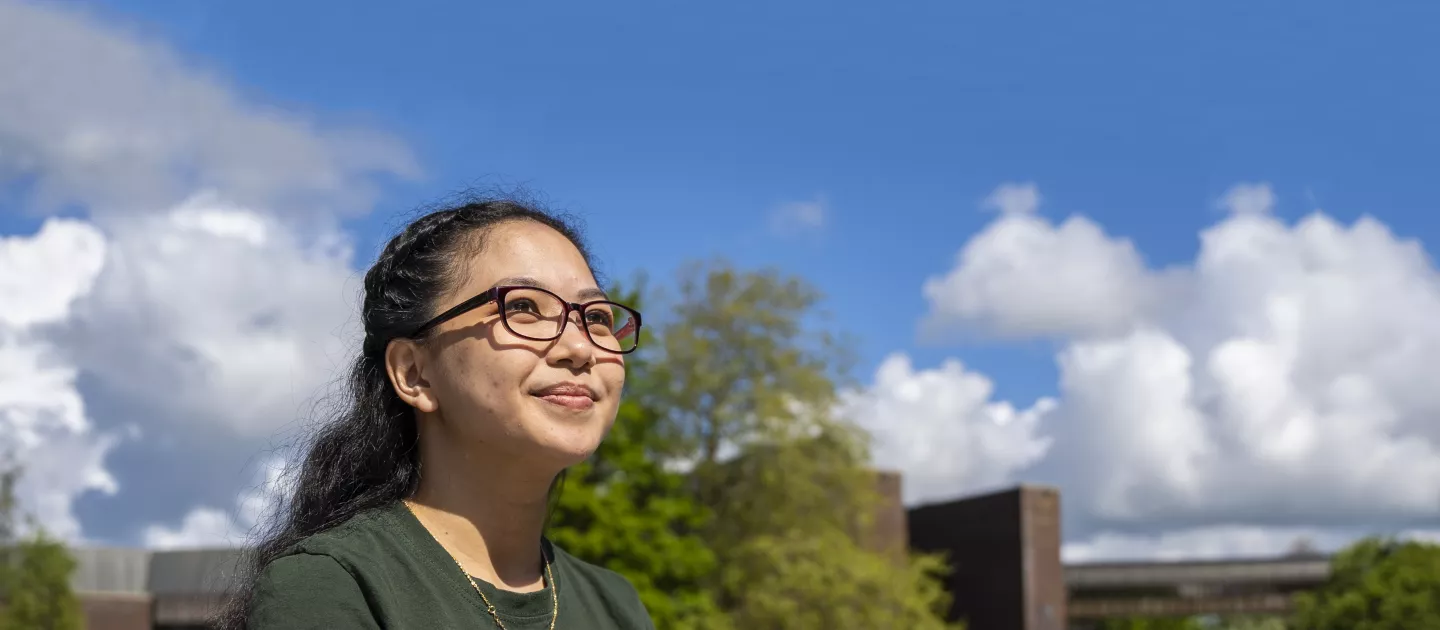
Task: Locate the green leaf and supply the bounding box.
[1293,537,1440,630]
[0,462,84,630]
[558,262,957,629]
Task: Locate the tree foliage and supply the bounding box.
[1293,537,1440,630]
[547,283,729,630]
[1095,618,1203,630]
[721,528,957,630]
[549,397,729,630]
[0,464,84,630]
[0,536,82,630]
[1096,616,1289,630]
[1211,618,1288,630]
[649,260,960,629]
[646,261,854,469]
[552,262,959,628]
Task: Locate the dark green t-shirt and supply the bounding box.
[247,501,655,629]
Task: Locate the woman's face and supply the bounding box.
[399,220,627,470]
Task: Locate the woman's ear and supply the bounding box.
[385,338,440,413]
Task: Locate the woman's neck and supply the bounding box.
[407,435,557,592]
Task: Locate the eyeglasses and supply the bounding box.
[408,285,642,354]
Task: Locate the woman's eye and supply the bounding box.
[507,299,539,313]
[586,311,613,327]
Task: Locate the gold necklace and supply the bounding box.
[402,500,558,630]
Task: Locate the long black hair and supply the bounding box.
[213,195,592,629]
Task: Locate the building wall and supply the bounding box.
[1020,486,1066,629]
[907,485,1066,630]
[867,470,909,559]
[79,592,152,630]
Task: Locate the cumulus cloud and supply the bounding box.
[921,184,1159,340]
[0,201,355,541]
[0,220,117,540]
[911,182,1440,557]
[0,0,413,543]
[0,220,107,328]
[1052,329,1217,518]
[841,353,1054,505]
[143,456,290,549]
[0,0,417,219]
[66,193,361,438]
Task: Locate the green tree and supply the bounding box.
[1208,617,1288,630]
[547,282,730,630]
[549,398,730,630]
[721,528,958,630]
[1096,618,1203,630]
[1293,537,1440,630]
[647,261,854,472]
[0,464,84,630]
[649,261,961,629]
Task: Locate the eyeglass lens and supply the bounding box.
[501,287,638,352]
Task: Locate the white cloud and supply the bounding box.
[842,353,1054,505]
[1062,525,1355,563]
[1053,329,1217,518]
[983,182,1042,216]
[769,197,827,235]
[913,182,1440,547]
[921,187,1159,340]
[67,193,361,438]
[0,0,417,219]
[0,0,413,543]
[0,220,117,541]
[1220,182,1277,216]
[143,457,290,549]
[0,196,358,541]
[1063,524,1440,563]
[0,220,108,328]
[1402,529,1440,544]
[141,508,236,551]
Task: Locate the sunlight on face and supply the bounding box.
[420,220,627,471]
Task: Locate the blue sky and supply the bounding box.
[83,0,1440,405]
[4,0,1440,553]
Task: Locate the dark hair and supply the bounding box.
[213,196,592,629]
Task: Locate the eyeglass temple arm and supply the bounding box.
[409,289,500,338]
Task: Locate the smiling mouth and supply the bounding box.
[534,393,595,411]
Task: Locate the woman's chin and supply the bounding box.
[523,400,615,463]
[530,431,604,467]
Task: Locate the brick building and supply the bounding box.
[70,546,237,629]
[64,479,1321,629]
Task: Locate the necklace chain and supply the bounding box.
[402,500,558,630]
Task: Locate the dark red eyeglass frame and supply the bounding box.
[406,285,643,354]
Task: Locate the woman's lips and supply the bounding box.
[531,382,597,411]
[536,393,594,410]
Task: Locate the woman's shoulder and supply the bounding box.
[547,541,655,627]
[249,551,381,628]
[547,542,630,587]
[259,501,428,588]
[249,502,458,629]
[248,508,401,630]
[281,502,404,559]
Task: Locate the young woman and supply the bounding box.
[216,198,653,629]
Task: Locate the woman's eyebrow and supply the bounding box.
[576,287,609,301]
[492,276,545,289]
[492,276,609,301]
